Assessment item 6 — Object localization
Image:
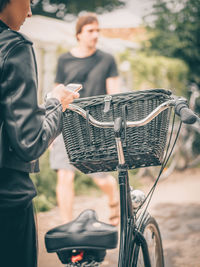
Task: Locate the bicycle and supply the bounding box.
[44,89,199,267]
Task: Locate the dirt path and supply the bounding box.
[37,168,200,267]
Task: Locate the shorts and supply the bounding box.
[49,134,108,178]
[50,134,74,171]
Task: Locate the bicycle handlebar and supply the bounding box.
[68,97,198,128]
[175,99,197,124]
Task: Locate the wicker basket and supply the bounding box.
[62,89,172,174]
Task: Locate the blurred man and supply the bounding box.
[0,1,79,266]
[50,12,120,226]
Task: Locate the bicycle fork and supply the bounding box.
[114,117,151,267]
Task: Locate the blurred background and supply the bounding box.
[23,0,200,212]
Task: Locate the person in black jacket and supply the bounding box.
[0,1,79,267]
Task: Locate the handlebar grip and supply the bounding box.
[175,100,197,124]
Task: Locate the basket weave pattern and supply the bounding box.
[62,89,172,174]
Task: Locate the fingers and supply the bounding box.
[61,91,80,112]
[51,84,80,111]
[73,92,80,99]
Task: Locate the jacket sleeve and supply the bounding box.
[1,40,63,162]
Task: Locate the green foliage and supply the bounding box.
[142,0,200,154]
[74,171,100,196]
[32,0,125,20]
[119,50,189,96]
[31,150,57,212]
[143,0,200,85]
[33,194,54,212]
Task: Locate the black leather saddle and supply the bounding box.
[45,209,118,253]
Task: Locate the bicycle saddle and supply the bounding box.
[45,209,118,253]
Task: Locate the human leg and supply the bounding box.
[0,203,37,267]
[56,169,75,223]
[49,134,76,223]
[93,174,119,226]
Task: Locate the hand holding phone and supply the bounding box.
[50,83,80,111]
[65,83,83,93]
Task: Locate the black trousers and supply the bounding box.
[0,203,37,267]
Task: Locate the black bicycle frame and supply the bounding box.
[114,117,151,267]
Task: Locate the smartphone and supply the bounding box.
[66,83,83,93]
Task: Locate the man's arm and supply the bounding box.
[106,76,121,95]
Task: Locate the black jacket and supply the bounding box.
[0,20,63,173]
